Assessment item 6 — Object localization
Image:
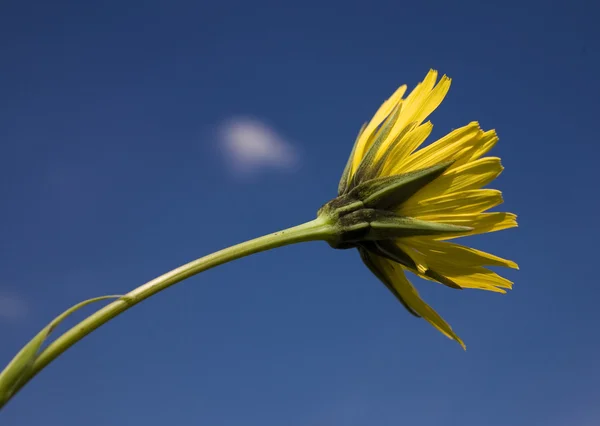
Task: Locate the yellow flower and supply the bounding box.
[319,69,518,349]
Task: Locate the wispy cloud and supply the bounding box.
[218,117,299,175]
[0,293,28,322]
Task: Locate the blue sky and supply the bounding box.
[1,0,599,424]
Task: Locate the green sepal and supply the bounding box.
[0,295,121,406]
[369,213,472,239]
[319,200,471,247]
[351,161,453,210]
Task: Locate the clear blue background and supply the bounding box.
[1,0,599,425]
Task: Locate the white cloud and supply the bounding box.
[218,117,299,174]
[0,294,28,322]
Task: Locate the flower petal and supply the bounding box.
[407,157,504,201]
[394,70,450,132]
[395,240,516,293]
[378,71,451,162]
[446,268,513,293]
[338,122,368,195]
[393,122,482,174]
[455,129,498,166]
[359,248,419,317]
[401,238,519,270]
[430,212,518,239]
[352,85,407,174]
[399,189,504,217]
[380,122,434,175]
[367,253,466,349]
[353,103,403,184]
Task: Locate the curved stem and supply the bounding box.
[5,216,335,406]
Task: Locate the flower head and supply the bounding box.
[318,70,518,349]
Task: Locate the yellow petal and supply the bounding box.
[401,238,519,270]
[454,129,498,167]
[351,85,407,174]
[369,254,466,349]
[394,240,516,293]
[421,268,512,293]
[394,122,482,174]
[408,157,504,201]
[399,189,504,217]
[366,70,450,170]
[430,212,518,240]
[379,71,451,162]
[380,122,434,176]
[395,70,450,130]
[447,268,513,293]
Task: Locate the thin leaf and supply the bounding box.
[0,295,120,405]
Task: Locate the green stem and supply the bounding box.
[4,216,335,407]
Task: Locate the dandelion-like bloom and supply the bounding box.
[0,69,522,410]
[318,70,518,348]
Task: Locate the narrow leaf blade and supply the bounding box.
[0,295,121,405]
